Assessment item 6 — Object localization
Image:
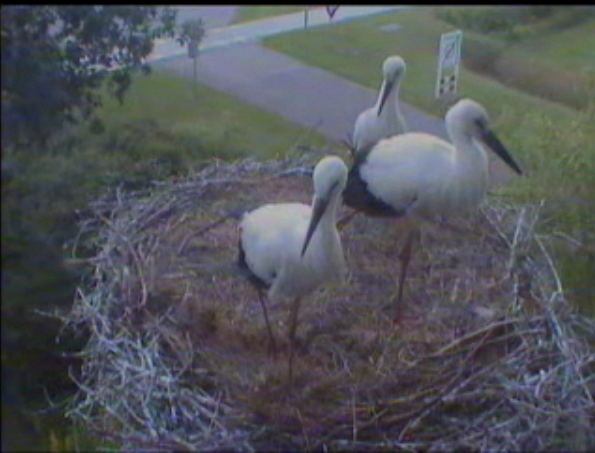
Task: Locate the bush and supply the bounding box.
[1,117,248,420]
[494,54,589,110]
[437,9,592,111]
[436,7,532,35]
[459,33,505,75]
[3,117,246,251]
[436,6,594,39]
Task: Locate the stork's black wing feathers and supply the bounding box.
[343,152,410,218]
[237,235,271,290]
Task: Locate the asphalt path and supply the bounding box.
[149,6,513,184]
[151,6,447,143]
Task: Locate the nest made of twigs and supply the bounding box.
[63,151,595,451]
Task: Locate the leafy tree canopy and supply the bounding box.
[1,6,178,149]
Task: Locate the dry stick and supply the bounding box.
[312,328,494,448]
[534,234,564,298]
[480,205,513,248]
[423,317,523,359]
[391,329,499,440]
[121,235,149,307]
[89,428,193,451]
[177,213,235,254]
[507,207,526,273]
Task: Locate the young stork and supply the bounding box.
[343,98,523,323]
[352,55,408,154]
[237,156,348,383]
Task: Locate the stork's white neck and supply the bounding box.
[447,123,490,200]
[306,192,346,283]
[318,194,342,228]
[375,80,405,133]
[449,124,487,167]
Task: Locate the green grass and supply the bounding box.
[264,7,578,119]
[94,70,331,160]
[232,6,306,25]
[262,7,595,314]
[5,70,333,247]
[435,7,595,74]
[515,18,595,73]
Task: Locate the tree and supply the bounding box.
[178,18,206,99]
[1,6,177,149]
[178,17,206,47]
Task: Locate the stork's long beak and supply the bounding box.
[301,195,330,257]
[481,128,523,175]
[377,77,396,117]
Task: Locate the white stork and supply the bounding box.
[342,98,523,323]
[238,155,348,383]
[352,55,408,154]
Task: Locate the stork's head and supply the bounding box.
[382,55,406,80]
[301,156,348,257]
[446,98,523,175]
[378,56,406,117]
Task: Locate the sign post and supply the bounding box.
[326,6,340,20]
[188,39,199,99]
[435,30,463,100]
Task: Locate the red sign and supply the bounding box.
[326,6,340,20]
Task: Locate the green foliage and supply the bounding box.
[436,6,595,43]
[431,8,594,111]
[458,33,505,75]
[232,6,305,24]
[436,6,572,36]
[178,18,206,45]
[1,6,177,149]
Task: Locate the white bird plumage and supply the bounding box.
[238,155,348,382]
[352,55,408,154]
[343,98,523,321]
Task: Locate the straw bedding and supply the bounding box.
[63,151,595,451]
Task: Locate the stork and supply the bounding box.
[237,156,348,383]
[342,98,523,323]
[352,55,408,155]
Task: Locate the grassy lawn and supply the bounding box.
[7,70,334,248]
[94,70,332,160]
[515,18,595,73]
[264,7,577,119]
[263,7,595,313]
[232,6,306,25]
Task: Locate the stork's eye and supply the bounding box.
[473,118,488,131]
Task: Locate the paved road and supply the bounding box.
[150,6,512,184]
[150,6,412,59]
[151,6,448,143]
[154,43,447,142]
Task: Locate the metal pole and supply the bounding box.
[193,56,198,100]
[304,8,308,29]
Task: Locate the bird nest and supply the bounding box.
[63,152,595,451]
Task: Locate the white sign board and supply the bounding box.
[435,30,463,99]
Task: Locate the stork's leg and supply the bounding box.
[287,296,303,386]
[393,223,420,323]
[337,209,359,231]
[257,288,277,355]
